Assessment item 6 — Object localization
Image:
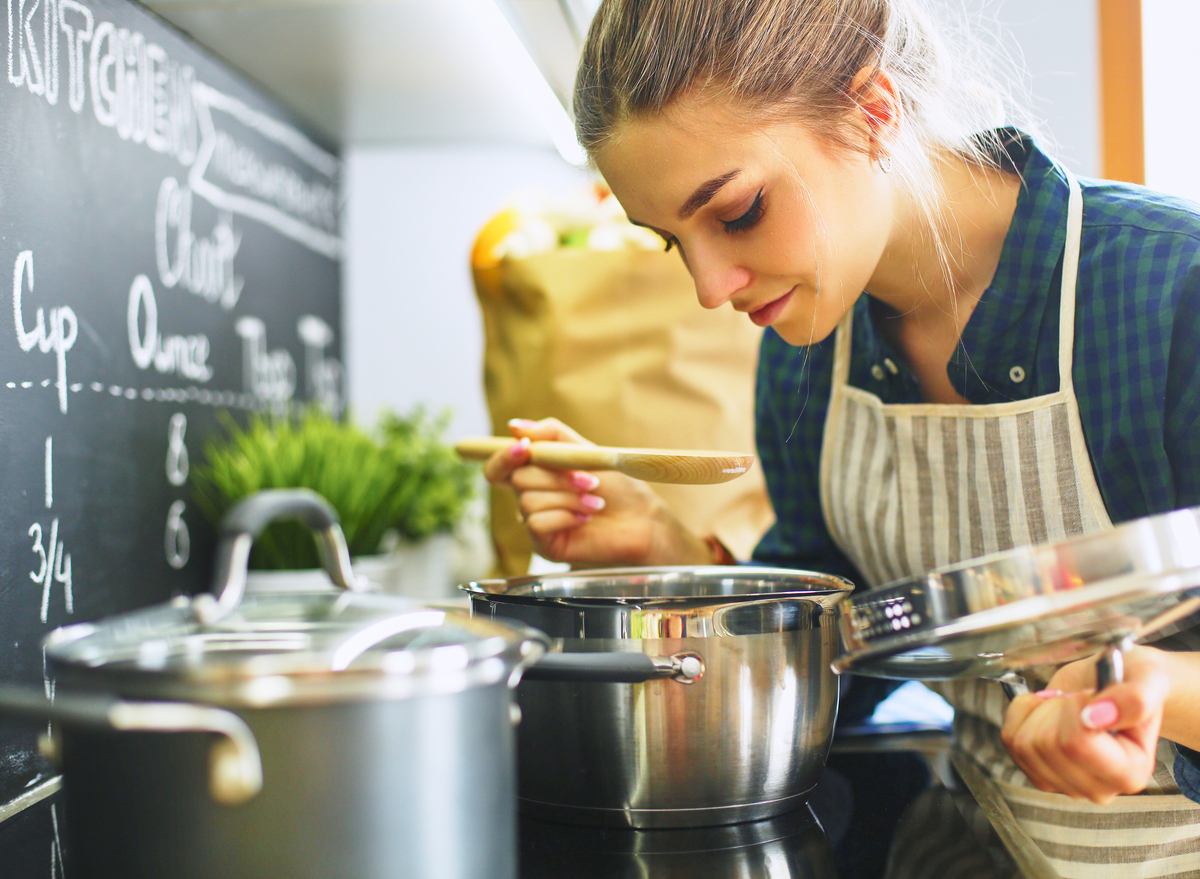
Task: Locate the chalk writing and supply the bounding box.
[166,412,188,486]
[31,435,72,623]
[191,81,340,258]
[88,20,196,161]
[236,315,294,405]
[127,274,213,381]
[50,803,64,878]
[164,499,189,569]
[30,519,72,622]
[7,0,59,103]
[12,251,77,414]
[297,314,342,416]
[156,177,243,309]
[43,435,51,508]
[58,0,90,111]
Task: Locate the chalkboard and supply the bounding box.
[0,0,342,868]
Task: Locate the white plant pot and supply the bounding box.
[244,533,462,604]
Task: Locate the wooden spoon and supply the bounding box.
[455,437,754,485]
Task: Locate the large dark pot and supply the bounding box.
[464,567,852,828]
[0,490,545,879]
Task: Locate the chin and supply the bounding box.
[770,313,841,348]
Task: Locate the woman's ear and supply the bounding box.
[848,66,902,162]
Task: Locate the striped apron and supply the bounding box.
[819,170,1200,878]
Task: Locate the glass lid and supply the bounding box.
[42,490,544,706]
[45,589,542,706]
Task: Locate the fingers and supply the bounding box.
[1002,689,1162,803]
[508,417,594,446]
[482,435,532,485]
[1003,691,1093,798]
[511,466,600,494]
[519,489,604,521]
[1002,691,1051,745]
[483,417,599,487]
[1084,648,1170,733]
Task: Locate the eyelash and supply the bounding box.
[658,188,764,252]
[722,189,764,234]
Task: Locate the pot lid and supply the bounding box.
[464,566,853,608]
[46,590,542,706]
[44,490,544,706]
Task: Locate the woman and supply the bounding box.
[484,1,1200,875]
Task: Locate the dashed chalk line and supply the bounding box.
[3,379,260,410]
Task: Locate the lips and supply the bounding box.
[747,289,794,328]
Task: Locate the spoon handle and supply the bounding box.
[454,438,752,484]
[454,438,619,471]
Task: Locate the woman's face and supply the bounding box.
[595,100,896,346]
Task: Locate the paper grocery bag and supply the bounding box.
[473,248,775,577]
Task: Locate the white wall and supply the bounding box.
[1142,1,1200,202]
[342,144,588,439]
[342,1,1101,436]
[973,0,1100,177]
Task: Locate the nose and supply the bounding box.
[687,248,753,310]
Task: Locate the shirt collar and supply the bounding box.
[948,129,1070,402]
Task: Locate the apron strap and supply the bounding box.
[830,168,1084,397]
[1057,169,1084,394]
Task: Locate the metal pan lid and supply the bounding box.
[45,590,542,706]
[835,506,1200,680]
[464,565,853,607]
[43,490,545,706]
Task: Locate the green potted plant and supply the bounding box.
[191,406,476,598]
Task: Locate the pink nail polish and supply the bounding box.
[1034,689,1063,700]
[1081,700,1119,730]
[571,471,601,491]
[580,494,606,511]
[574,513,592,523]
[508,418,537,429]
[508,437,530,459]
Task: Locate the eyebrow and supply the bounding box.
[678,169,742,220]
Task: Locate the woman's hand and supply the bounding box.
[1000,646,1171,803]
[482,417,710,568]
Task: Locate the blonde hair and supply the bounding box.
[574,0,1033,271]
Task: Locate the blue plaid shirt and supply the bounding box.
[750,131,1200,798]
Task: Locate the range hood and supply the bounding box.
[144,0,599,147]
[496,0,600,114]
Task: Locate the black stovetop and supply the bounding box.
[518,804,835,879]
[515,747,966,879]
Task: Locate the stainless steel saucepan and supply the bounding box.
[0,489,545,879]
[464,566,853,828]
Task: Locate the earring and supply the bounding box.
[876,153,892,174]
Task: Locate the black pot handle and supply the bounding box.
[198,489,360,625]
[0,686,263,806]
[525,651,705,684]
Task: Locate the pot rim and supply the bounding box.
[462,565,853,608]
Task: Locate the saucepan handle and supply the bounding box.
[525,651,705,684]
[1096,635,1134,691]
[0,687,263,806]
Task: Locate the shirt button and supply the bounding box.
[871,365,885,380]
[884,358,899,375]
[1009,366,1026,383]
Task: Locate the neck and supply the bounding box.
[866,153,1020,336]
